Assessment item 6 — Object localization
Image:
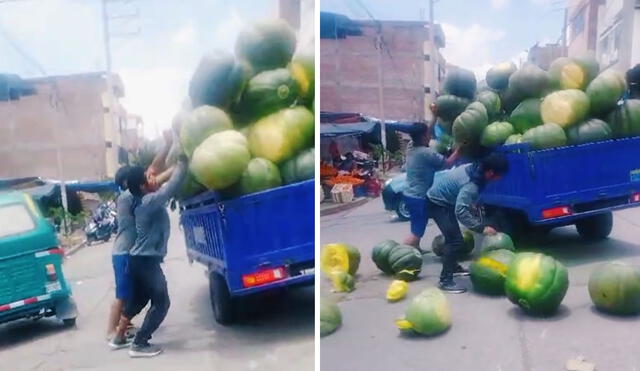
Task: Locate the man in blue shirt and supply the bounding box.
[427,153,509,293]
[403,122,460,251]
[109,154,187,357]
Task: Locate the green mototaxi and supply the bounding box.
[0,191,77,326]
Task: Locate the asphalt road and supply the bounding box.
[321,197,640,371]
[0,211,314,371]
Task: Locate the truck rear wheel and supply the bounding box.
[576,212,613,240]
[209,272,235,325]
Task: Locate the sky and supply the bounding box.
[0,0,315,138]
[320,0,566,78]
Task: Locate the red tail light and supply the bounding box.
[49,248,64,256]
[631,193,640,203]
[45,264,58,281]
[542,206,572,219]
[242,267,287,288]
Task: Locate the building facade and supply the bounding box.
[566,0,639,72]
[320,12,445,122]
[527,43,566,70]
[0,73,140,181]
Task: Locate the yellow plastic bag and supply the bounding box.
[386,280,408,302]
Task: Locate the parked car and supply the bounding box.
[0,191,78,327]
[382,173,410,220]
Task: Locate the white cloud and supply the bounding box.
[119,67,191,138]
[171,24,196,45]
[491,0,510,10]
[440,23,506,79]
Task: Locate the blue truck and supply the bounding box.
[480,136,640,239]
[179,179,315,324]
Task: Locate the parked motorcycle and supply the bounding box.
[85,201,117,245]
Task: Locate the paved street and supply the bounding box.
[0,211,314,371]
[321,197,640,371]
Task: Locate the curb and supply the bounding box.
[320,197,370,216]
[64,242,87,258]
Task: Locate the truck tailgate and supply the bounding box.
[481,137,640,220]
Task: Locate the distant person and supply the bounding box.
[402,122,460,252]
[106,132,174,344]
[329,139,341,167]
[339,152,357,173]
[627,64,640,99]
[109,144,186,358]
[426,153,509,293]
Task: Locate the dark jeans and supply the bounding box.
[428,200,463,281]
[123,256,170,345]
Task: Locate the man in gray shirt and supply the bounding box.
[427,153,509,293]
[403,122,460,252]
[110,156,187,357]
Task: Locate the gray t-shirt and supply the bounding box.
[403,146,445,199]
[112,190,136,255]
[130,161,187,258]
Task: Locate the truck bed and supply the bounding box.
[179,180,315,295]
[480,137,640,224]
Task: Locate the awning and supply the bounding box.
[320,121,380,137]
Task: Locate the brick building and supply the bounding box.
[528,43,566,70]
[0,73,142,181]
[320,12,446,122]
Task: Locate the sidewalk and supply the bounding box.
[320,197,370,216]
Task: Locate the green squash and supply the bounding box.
[480,232,515,253]
[566,118,612,145]
[190,130,252,190]
[481,121,514,147]
[435,94,470,122]
[289,48,315,103]
[452,102,489,147]
[329,271,355,293]
[505,252,569,315]
[586,69,626,116]
[443,67,477,100]
[395,288,451,336]
[431,231,475,257]
[522,123,567,150]
[320,300,342,337]
[504,134,524,145]
[238,158,282,195]
[189,53,251,110]
[248,107,314,164]
[476,90,502,120]
[470,249,516,295]
[320,243,361,276]
[606,99,640,138]
[433,133,454,154]
[371,239,399,275]
[387,245,423,281]
[486,61,517,91]
[175,172,206,200]
[510,98,542,134]
[588,262,640,315]
[508,63,549,100]
[234,68,300,125]
[541,89,590,128]
[180,105,234,158]
[280,148,315,185]
[235,19,297,74]
[548,54,599,91]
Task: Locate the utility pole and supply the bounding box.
[100,0,139,178]
[562,7,568,57]
[376,32,387,172]
[428,0,437,120]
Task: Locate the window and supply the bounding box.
[0,204,36,238]
[424,54,430,61]
[572,7,585,38]
[599,22,622,67]
[424,86,431,94]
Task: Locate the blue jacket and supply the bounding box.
[427,163,485,233]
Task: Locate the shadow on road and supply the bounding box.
[171,283,314,358]
[0,318,73,350]
[519,227,640,267]
[506,304,572,322]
